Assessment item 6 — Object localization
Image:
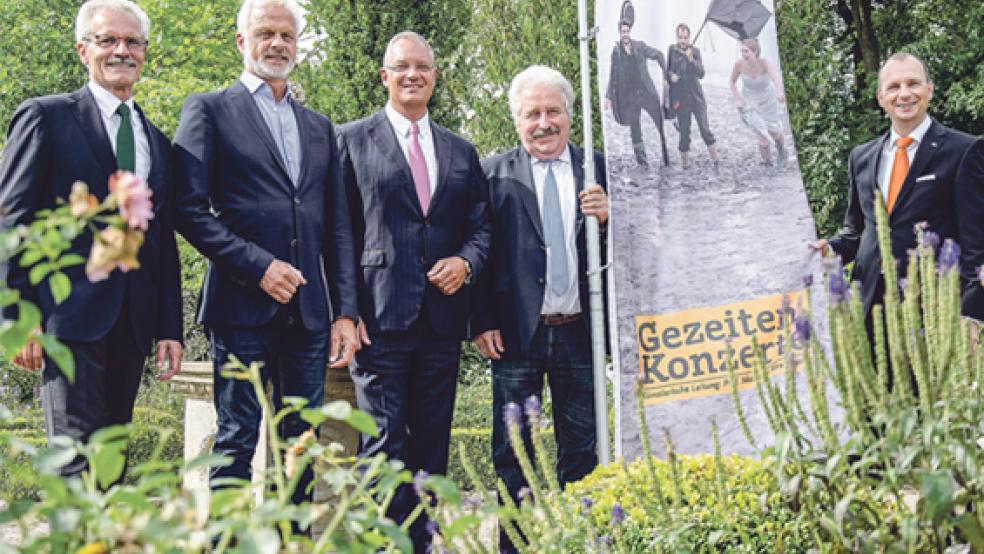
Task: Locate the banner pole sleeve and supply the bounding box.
[579,0,611,466]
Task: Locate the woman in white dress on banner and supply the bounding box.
[729,37,787,166]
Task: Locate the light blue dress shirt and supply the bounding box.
[240,71,302,185]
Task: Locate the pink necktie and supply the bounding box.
[408,121,431,214]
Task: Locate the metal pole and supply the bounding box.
[578,0,610,465]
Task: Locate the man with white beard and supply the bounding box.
[171,0,360,514]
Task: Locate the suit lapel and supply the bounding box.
[514,148,545,241]
[368,111,422,216]
[864,134,887,213]
[892,120,945,217]
[70,87,117,179]
[227,81,293,190]
[292,102,312,191]
[133,104,164,191]
[570,145,586,235]
[428,123,453,214]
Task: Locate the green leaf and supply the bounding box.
[92,440,127,490]
[955,513,984,552]
[237,528,280,554]
[0,301,41,358]
[921,470,956,522]
[55,252,85,268]
[0,288,19,307]
[426,474,461,504]
[28,262,52,285]
[443,513,480,539]
[18,248,44,268]
[183,453,233,473]
[48,271,71,304]
[345,409,378,437]
[35,446,78,475]
[320,399,352,420]
[375,521,413,554]
[37,334,74,382]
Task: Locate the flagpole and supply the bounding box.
[578,0,610,466]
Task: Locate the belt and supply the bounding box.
[539,313,582,326]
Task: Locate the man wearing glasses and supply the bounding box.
[0,0,183,477]
[336,31,490,552]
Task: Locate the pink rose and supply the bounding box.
[109,171,154,231]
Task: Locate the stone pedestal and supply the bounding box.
[170,361,361,517]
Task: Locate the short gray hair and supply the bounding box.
[75,0,151,43]
[878,52,932,90]
[382,31,435,67]
[508,65,575,123]
[237,0,305,37]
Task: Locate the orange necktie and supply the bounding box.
[886,136,914,214]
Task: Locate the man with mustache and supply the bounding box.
[172,0,359,511]
[0,0,182,477]
[814,52,984,327]
[605,18,670,169]
[336,31,490,552]
[475,65,608,554]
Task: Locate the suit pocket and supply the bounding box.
[361,249,385,267]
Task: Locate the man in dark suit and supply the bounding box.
[172,0,359,507]
[473,65,608,554]
[667,23,720,171]
[815,52,984,321]
[336,31,491,551]
[605,18,669,169]
[0,0,182,477]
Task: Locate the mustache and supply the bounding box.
[531,125,561,138]
[106,56,137,68]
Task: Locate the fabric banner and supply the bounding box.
[596,0,836,458]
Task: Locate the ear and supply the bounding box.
[77,41,89,66]
[236,32,246,55]
[379,67,388,86]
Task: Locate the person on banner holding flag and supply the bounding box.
[0,0,183,477]
[729,37,788,167]
[667,23,720,172]
[604,18,671,169]
[474,65,608,554]
[813,52,984,325]
[336,31,491,552]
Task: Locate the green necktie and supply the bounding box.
[116,103,135,172]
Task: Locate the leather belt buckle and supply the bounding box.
[539,313,582,326]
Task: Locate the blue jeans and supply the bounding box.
[492,319,598,512]
[209,303,328,506]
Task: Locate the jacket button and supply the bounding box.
[423,219,430,228]
[294,197,301,205]
[537,277,545,285]
[540,244,546,251]
[419,257,426,265]
[291,238,298,247]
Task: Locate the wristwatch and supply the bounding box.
[463,258,473,285]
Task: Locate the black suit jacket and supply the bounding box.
[829,118,984,319]
[0,86,182,353]
[606,39,666,125]
[474,145,607,358]
[172,80,358,330]
[336,110,491,339]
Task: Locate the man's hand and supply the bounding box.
[156,340,184,381]
[329,317,360,368]
[427,256,469,295]
[473,329,504,360]
[810,239,830,257]
[12,326,43,371]
[579,185,609,225]
[669,72,680,83]
[260,259,306,304]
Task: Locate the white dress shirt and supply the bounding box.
[878,114,932,200]
[531,146,581,315]
[385,103,439,194]
[88,81,151,181]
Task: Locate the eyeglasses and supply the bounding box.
[84,34,149,51]
[384,63,435,74]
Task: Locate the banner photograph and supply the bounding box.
[597,0,836,458]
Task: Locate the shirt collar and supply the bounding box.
[889,114,932,149]
[88,81,136,120]
[240,71,292,102]
[385,102,431,139]
[531,144,572,166]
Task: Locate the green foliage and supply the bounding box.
[459,0,601,156]
[297,0,473,129]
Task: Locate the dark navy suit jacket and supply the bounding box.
[474,145,607,358]
[0,86,182,353]
[172,80,358,330]
[829,119,984,319]
[336,110,491,339]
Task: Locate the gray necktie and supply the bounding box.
[542,162,569,296]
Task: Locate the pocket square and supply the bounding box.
[915,174,936,183]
